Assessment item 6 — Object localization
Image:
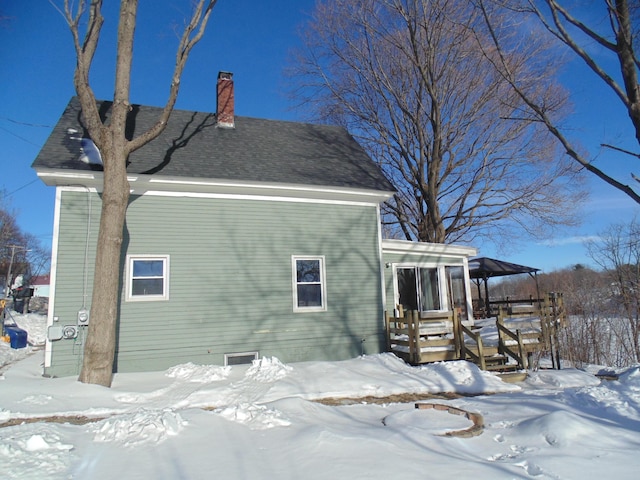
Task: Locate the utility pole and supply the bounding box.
[5,244,29,297]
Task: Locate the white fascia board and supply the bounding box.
[36,169,100,186]
[36,168,395,204]
[382,239,478,258]
[143,175,394,203]
[35,169,139,189]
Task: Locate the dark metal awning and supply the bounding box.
[469,257,540,279]
[468,257,540,317]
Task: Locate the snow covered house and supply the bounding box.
[32,72,476,377]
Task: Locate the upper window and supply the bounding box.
[292,256,326,312]
[126,255,169,301]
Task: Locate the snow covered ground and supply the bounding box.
[1,312,640,479]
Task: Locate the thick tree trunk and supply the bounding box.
[78,140,130,386]
[77,1,134,387]
[65,0,216,386]
[614,0,640,146]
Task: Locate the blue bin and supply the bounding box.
[4,326,27,349]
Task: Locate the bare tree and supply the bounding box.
[586,220,640,365]
[291,0,584,246]
[476,0,640,204]
[542,266,613,368]
[1,196,49,295]
[56,0,217,387]
[1,204,29,290]
[490,265,630,367]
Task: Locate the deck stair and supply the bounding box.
[458,323,524,373]
[385,308,530,372]
[483,354,520,373]
[385,293,568,372]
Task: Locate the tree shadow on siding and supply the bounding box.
[198,204,386,363]
[112,218,130,373]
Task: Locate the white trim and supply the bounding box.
[376,204,387,326]
[125,255,170,302]
[382,239,477,258]
[390,260,475,323]
[37,171,97,182]
[34,168,395,205]
[140,189,384,207]
[147,176,390,198]
[392,263,449,314]
[461,258,474,323]
[443,262,475,323]
[224,351,259,366]
[292,255,327,313]
[53,185,99,193]
[44,187,64,368]
[54,183,384,208]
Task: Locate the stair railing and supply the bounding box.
[459,323,486,370]
[496,307,528,369]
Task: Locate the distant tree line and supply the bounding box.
[488,221,640,368]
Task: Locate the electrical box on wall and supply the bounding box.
[77,308,89,326]
[62,325,78,339]
[47,324,78,341]
[47,325,63,341]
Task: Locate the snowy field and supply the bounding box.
[1,312,640,479]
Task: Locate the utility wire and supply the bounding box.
[0,116,51,128]
[6,179,39,197]
[0,125,41,147]
[0,116,51,147]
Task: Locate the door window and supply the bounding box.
[397,266,441,312]
[446,266,469,320]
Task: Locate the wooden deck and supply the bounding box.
[385,294,566,372]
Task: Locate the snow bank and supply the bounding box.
[214,403,291,429]
[90,408,186,447]
[258,353,520,403]
[165,362,231,383]
[3,313,640,479]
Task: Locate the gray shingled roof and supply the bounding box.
[32,97,395,193]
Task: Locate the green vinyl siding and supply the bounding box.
[46,190,385,376]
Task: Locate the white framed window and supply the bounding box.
[126,255,170,301]
[394,264,448,313]
[292,256,326,312]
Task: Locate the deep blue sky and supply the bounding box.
[1,0,638,273]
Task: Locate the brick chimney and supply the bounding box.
[216,71,235,128]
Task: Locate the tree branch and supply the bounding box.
[129,0,218,152]
[601,142,640,159]
[478,0,640,205]
[62,0,106,145]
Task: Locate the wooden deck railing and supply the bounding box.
[386,292,566,370]
[386,307,529,370]
[385,309,461,365]
[459,323,486,370]
[496,311,528,370]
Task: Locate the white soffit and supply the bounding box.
[35,169,395,205]
[382,239,477,258]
